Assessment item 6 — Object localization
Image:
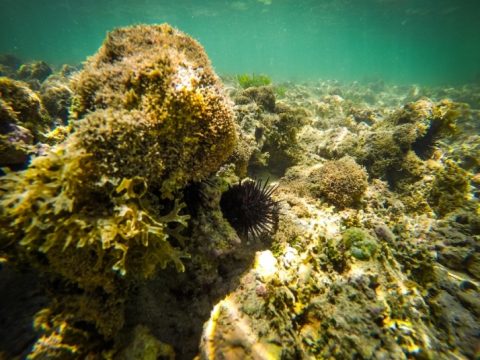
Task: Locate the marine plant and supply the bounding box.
[342,227,378,260]
[236,73,272,89]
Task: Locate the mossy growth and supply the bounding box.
[1,24,237,354]
[0,76,51,139]
[429,160,471,217]
[71,24,237,199]
[238,85,276,112]
[0,145,190,287]
[311,157,368,209]
[253,104,309,176]
[342,227,378,260]
[236,73,272,89]
[353,99,463,191]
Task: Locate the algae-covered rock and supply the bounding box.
[311,157,368,209]
[17,60,52,83]
[40,74,72,123]
[231,85,309,176]
[0,77,51,137]
[0,23,236,357]
[116,325,175,360]
[342,227,378,260]
[0,76,52,166]
[353,98,462,187]
[429,160,471,217]
[238,85,276,112]
[72,24,237,198]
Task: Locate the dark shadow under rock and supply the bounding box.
[123,229,271,359]
[0,265,48,358]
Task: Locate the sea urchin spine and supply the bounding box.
[220,178,279,239]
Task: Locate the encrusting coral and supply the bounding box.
[0,23,237,357]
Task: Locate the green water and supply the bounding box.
[0,0,479,84]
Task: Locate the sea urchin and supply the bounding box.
[220,178,279,238]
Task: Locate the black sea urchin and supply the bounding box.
[220,178,279,238]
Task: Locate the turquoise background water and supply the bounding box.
[0,0,479,84]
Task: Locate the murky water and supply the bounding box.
[1,0,479,84]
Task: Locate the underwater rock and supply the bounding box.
[0,23,236,358]
[232,85,309,176]
[0,54,22,79]
[0,122,33,166]
[0,76,52,167]
[0,77,51,138]
[195,79,480,360]
[310,156,368,209]
[238,85,276,113]
[342,227,378,260]
[116,325,175,360]
[428,160,471,217]
[17,60,52,83]
[72,23,236,198]
[40,73,72,123]
[350,99,462,188]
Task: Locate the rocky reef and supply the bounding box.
[1,27,480,360]
[0,24,238,359]
[197,78,479,359]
